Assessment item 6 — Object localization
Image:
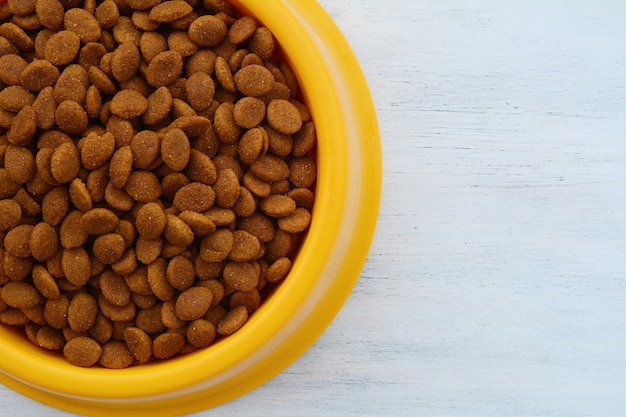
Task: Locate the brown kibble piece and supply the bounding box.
[188,15,227,47]
[4,224,34,258]
[160,128,190,171]
[62,247,91,286]
[123,326,152,363]
[223,260,259,292]
[110,89,149,119]
[29,222,58,261]
[229,15,257,44]
[234,64,274,97]
[45,30,81,66]
[289,156,317,188]
[125,170,162,202]
[185,71,215,111]
[166,254,195,290]
[266,99,303,135]
[228,230,260,262]
[42,186,69,227]
[216,305,248,336]
[173,182,215,212]
[187,319,216,348]
[36,0,65,31]
[111,41,140,83]
[1,282,39,309]
[80,208,120,235]
[0,54,27,86]
[31,264,60,300]
[146,50,183,87]
[92,233,126,264]
[163,214,194,247]
[0,199,22,230]
[277,207,312,233]
[63,337,102,367]
[142,86,172,125]
[178,210,215,236]
[7,105,37,146]
[152,332,185,359]
[260,194,296,218]
[67,293,98,332]
[4,145,35,184]
[175,286,212,321]
[64,8,102,44]
[99,340,134,369]
[109,146,134,188]
[135,202,167,239]
[55,100,88,134]
[233,96,266,129]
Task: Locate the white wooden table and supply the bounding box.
[2,1,626,415]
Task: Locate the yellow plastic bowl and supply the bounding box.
[0,0,381,415]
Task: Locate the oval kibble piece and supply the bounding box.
[55,100,88,134]
[216,305,248,336]
[185,72,215,111]
[36,326,66,351]
[50,142,81,184]
[228,230,260,263]
[69,178,93,212]
[260,194,296,218]
[146,50,183,87]
[7,105,37,146]
[277,207,312,233]
[166,254,195,290]
[1,282,40,309]
[233,64,274,97]
[135,202,166,240]
[178,210,215,236]
[131,130,160,169]
[223,261,259,292]
[80,132,116,170]
[92,233,126,264]
[147,257,175,301]
[124,170,162,202]
[61,247,91,286]
[175,286,212,321]
[4,224,34,257]
[110,89,149,119]
[41,186,69,227]
[99,340,134,369]
[60,210,88,248]
[188,15,227,47]
[4,145,35,184]
[187,319,216,348]
[229,15,257,44]
[67,293,98,332]
[250,154,290,183]
[43,295,69,330]
[149,1,193,23]
[29,222,58,261]
[80,208,120,235]
[124,326,152,363]
[63,337,102,367]
[45,30,81,66]
[36,0,65,31]
[160,128,190,171]
[111,41,140,83]
[266,257,292,283]
[31,264,60,300]
[152,332,185,359]
[0,199,22,230]
[142,86,172,125]
[64,8,102,44]
[173,182,215,212]
[21,59,60,91]
[289,156,317,188]
[266,99,303,135]
[163,214,194,247]
[109,146,134,188]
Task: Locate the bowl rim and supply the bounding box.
[0,0,381,415]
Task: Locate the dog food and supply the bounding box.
[0,0,317,368]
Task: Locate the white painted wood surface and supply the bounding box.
[2,0,626,415]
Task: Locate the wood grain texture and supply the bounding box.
[2,1,626,416]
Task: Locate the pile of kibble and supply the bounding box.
[0,0,317,368]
